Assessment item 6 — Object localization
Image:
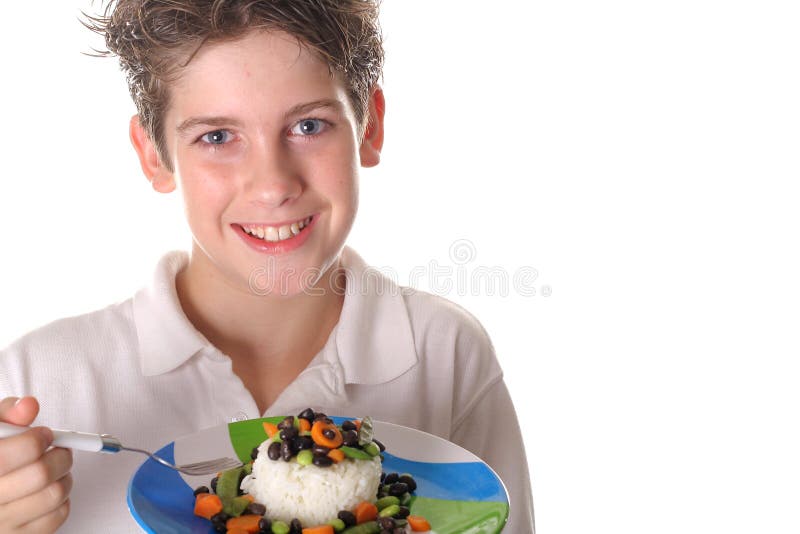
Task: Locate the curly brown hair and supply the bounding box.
[85,0,384,168]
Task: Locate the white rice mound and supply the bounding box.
[240,438,383,526]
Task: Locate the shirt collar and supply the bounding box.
[133,251,207,376]
[132,247,419,383]
[334,247,418,384]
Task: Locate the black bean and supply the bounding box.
[258,516,272,531]
[193,485,209,496]
[210,477,219,493]
[281,440,294,461]
[338,510,357,527]
[312,454,333,467]
[211,512,229,532]
[313,412,328,421]
[377,517,396,529]
[373,438,386,452]
[298,408,316,421]
[312,443,330,456]
[398,474,417,492]
[392,529,406,534]
[322,428,336,440]
[251,446,260,460]
[342,429,358,447]
[277,416,295,430]
[289,518,303,533]
[380,472,386,483]
[341,420,356,431]
[245,502,267,516]
[293,435,313,450]
[388,482,408,497]
[280,427,298,441]
[268,441,282,460]
[396,506,410,519]
[383,472,399,485]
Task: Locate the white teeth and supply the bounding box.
[264,226,280,242]
[243,216,312,243]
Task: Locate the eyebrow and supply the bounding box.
[175,99,344,136]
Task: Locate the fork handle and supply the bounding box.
[0,422,122,453]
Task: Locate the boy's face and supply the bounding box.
[131,30,384,296]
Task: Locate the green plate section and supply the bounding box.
[410,496,508,534]
[228,417,283,462]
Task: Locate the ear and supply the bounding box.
[359,86,385,168]
[129,115,176,193]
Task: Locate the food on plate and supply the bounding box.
[193,409,430,533]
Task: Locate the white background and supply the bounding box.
[1,1,799,532]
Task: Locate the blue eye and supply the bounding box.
[200,130,233,145]
[291,119,326,136]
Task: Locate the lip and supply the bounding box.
[233,214,317,254]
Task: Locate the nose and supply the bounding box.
[244,140,303,208]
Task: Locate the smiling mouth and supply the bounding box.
[239,216,313,242]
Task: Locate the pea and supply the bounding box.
[363,441,381,457]
[328,518,346,532]
[375,496,400,511]
[379,504,400,518]
[272,520,290,534]
[297,449,313,466]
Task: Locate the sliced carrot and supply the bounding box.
[193,493,223,519]
[262,421,279,438]
[302,526,335,534]
[353,419,362,432]
[327,448,345,463]
[298,417,312,433]
[226,514,262,533]
[311,420,343,449]
[408,515,432,531]
[354,500,378,524]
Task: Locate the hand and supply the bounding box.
[0,397,72,533]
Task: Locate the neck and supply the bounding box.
[175,249,345,371]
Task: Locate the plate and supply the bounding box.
[128,416,509,533]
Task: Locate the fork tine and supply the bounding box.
[177,457,242,475]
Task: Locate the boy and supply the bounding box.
[0,1,534,532]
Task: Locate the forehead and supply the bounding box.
[166,30,350,119]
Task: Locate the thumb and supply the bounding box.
[0,396,40,426]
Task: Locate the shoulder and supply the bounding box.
[401,287,502,377]
[0,299,137,377]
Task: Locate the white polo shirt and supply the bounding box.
[0,247,534,533]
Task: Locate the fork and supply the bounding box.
[0,422,242,476]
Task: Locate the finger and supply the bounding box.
[17,499,70,534]
[0,447,73,505]
[0,427,53,477]
[0,474,72,530]
[0,397,40,427]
